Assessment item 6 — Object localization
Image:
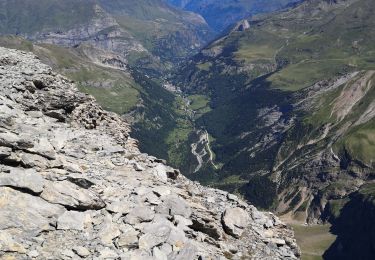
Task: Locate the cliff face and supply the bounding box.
[323,184,375,260]
[0,0,213,73]
[0,47,299,259]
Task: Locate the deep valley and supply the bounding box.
[1,0,375,259]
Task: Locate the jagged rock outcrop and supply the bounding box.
[233,20,250,32]
[0,47,299,259]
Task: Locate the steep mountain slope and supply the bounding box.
[0,35,196,174]
[173,0,375,226]
[0,46,300,259]
[166,0,300,32]
[0,36,139,114]
[323,183,375,259]
[99,0,212,63]
[0,0,213,72]
[0,0,217,179]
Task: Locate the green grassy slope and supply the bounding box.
[98,0,213,63]
[0,0,213,71]
[174,0,375,213]
[0,35,200,174]
[0,36,140,115]
[0,0,214,172]
[292,224,336,260]
[0,0,96,33]
[179,0,375,92]
[172,3,375,257]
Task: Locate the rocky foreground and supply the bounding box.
[0,47,300,259]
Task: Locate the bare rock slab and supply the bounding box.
[222,207,250,238]
[57,211,87,231]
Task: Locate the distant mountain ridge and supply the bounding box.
[0,0,213,72]
[166,0,300,32]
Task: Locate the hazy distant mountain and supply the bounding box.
[166,0,300,32]
[0,0,213,70]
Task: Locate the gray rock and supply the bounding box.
[152,164,168,182]
[61,249,76,258]
[45,109,66,121]
[27,250,40,258]
[106,200,131,214]
[227,193,238,202]
[252,210,268,226]
[0,230,26,254]
[153,186,171,197]
[0,131,23,148]
[222,207,250,238]
[27,137,57,160]
[166,226,187,247]
[21,152,50,169]
[159,243,173,255]
[123,249,153,260]
[41,180,105,210]
[57,211,87,230]
[0,168,44,193]
[156,195,192,218]
[173,215,193,231]
[264,219,274,228]
[153,247,168,260]
[189,215,222,240]
[99,248,119,259]
[168,243,197,260]
[270,238,286,246]
[73,246,91,258]
[98,145,125,156]
[0,187,64,235]
[134,186,151,196]
[134,162,145,171]
[124,206,155,225]
[0,146,12,158]
[138,224,172,250]
[144,192,162,205]
[117,226,139,249]
[98,215,121,246]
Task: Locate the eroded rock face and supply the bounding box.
[0,47,300,259]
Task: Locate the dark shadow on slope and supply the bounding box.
[323,188,375,260]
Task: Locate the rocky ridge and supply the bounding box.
[0,47,299,259]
